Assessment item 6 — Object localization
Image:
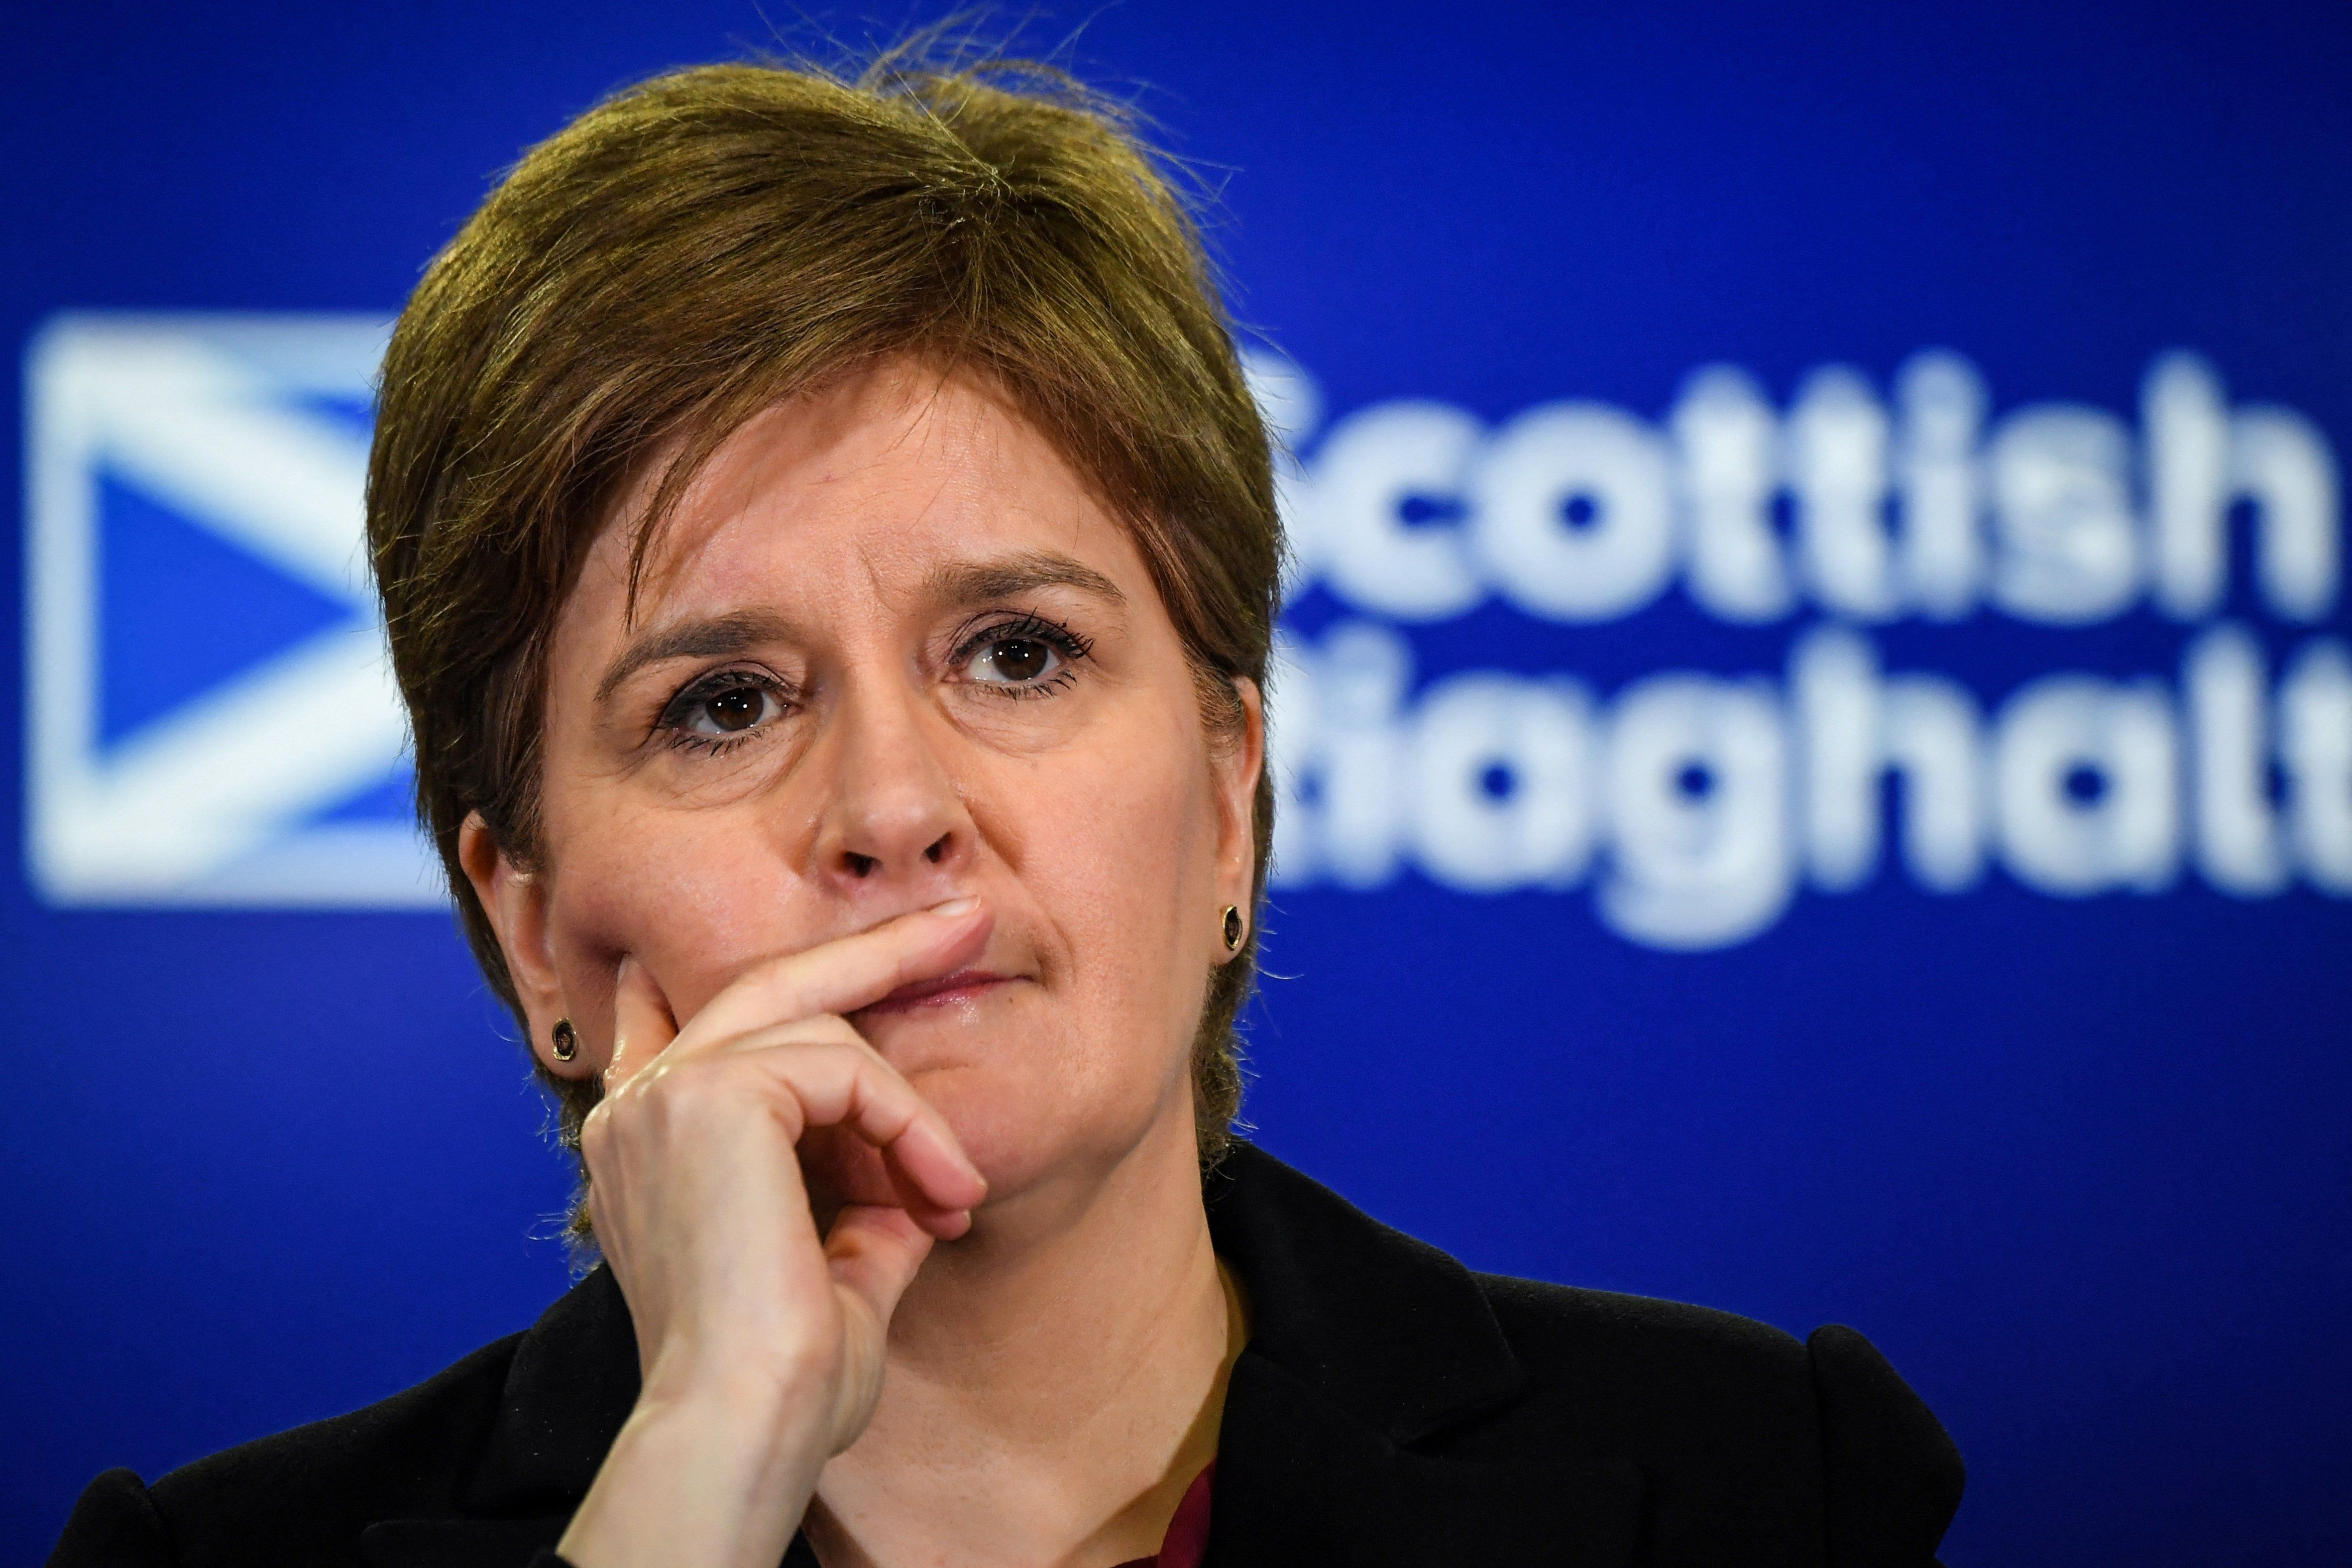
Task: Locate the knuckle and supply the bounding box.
[578,1112,615,1171]
[650,1057,731,1115]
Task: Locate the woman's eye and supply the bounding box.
[968,636,1062,686]
[678,680,782,737]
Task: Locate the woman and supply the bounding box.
[50,50,1963,1568]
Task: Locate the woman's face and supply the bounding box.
[471,360,1261,1212]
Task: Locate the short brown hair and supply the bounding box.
[366,47,1281,1187]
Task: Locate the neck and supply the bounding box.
[806,1108,1236,1568]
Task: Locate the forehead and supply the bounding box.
[595,360,1133,622]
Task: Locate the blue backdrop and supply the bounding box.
[6,4,2349,1563]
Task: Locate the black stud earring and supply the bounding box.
[1221,905,1245,952]
[550,1018,579,1062]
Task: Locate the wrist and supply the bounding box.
[639,1322,839,1416]
[560,1369,833,1568]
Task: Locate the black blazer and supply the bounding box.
[50,1144,1963,1566]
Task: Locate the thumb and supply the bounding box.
[607,954,679,1089]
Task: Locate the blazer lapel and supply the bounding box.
[359,1516,569,1568]
[1208,1354,1643,1567]
[360,1266,639,1568]
[459,1265,642,1510]
[1203,1147,1645,1566]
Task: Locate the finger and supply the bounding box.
[693,1038,985,1214]
[825,1204,942,1326]
[798,1120,975,1241]
[678,897,990,1052]
[881,1152,979,1240]
[704,1018,983,1228]
[717,1011,871,1056]
[607,953,680,1090]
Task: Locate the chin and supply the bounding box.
[912,1065,1092,1199]
[816,986,1187,1215]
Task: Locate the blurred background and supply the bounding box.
[6,2,2349,1561]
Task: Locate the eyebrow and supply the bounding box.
[924,550,1127,612]
[595,608,795,703]
[592,552,1126,703]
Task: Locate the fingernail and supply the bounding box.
[930,895,979,918]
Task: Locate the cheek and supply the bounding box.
[1013,714,1224,1044]
[541,801,818,1024]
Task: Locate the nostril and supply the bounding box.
[923,835,949,865]
[845,851,878,879]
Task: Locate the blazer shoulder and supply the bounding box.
[1808,1324,1965,1564]
[1474,1270,1814,1409]
[47,1468,174,1568]
[1463,1271,1820,1501]
[135,1331,524,1568]
[1467,1275,1962,1562]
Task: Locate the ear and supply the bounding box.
[1209,675,1266,961]
[458,812,591,1079]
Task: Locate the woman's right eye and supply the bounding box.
[661,676,788,745]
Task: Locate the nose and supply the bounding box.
[809,675,977,901]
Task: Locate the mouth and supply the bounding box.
[856,968,1016,1017]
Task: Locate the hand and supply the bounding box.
[557,896,992,1568]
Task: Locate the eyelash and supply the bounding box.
[649,612,1094,757]
[655,667,795,757]
[949,611,1095,699]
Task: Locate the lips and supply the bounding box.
[857,968,1013,1016]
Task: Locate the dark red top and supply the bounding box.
[1111,1462,1214,1568]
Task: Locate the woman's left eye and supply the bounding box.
[966,635,1063,687]
[955,616,1088,694]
